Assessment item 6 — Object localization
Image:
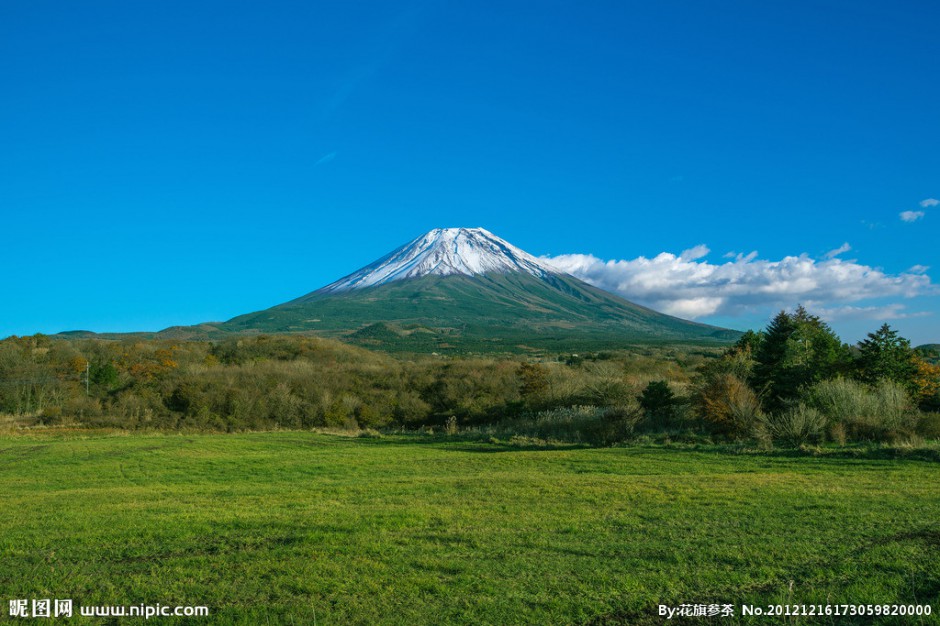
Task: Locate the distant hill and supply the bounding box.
[917,344,940,363]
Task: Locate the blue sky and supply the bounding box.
[2,1,937,344]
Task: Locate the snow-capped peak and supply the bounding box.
[318,227,561,293]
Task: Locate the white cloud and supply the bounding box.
[908,265,930,274]
[900,210,925,222]
[543,249,934,320]
[722,251,758,262]
[315,152,337,166]
[920,198,939,208]
[814,304,932,322]
[824,242,851,259]
[679,244,710,261]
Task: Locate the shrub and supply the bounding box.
[38,405,63,425]
[804,378,872,424]
[590,405,643,446]
[916,413,940,439]
[392,392,432,426]
[582,378,634,408]
[804,378,914,441]
[694,374,762,438]
[64,396,103,422]
[871,379,910,428]
[490,404,641,446]
[829,422,847,446]
[529,405,603,442]
[758,404,826,445]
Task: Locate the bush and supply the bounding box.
[392,392,432,426]
[915,413,940,440]
[582,378,634,408]
[871,379,911,428]
[64,396,103,422]
[805,378,873,424]
[758,404,826,445]
[804,378,915,441]
[530,405,605,442]
[694,374,762,438]
[590,405,643,446]
[38,405,63,425]
[489,404,642,446]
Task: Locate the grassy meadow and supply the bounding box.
[1,430,938,624]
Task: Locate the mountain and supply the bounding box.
[317,227,554,293]
[213,228,740,351]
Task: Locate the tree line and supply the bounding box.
[642,306,939,444]
[0,334,697,432]
[0,309,937,446]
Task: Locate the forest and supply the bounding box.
[1,306,938,447]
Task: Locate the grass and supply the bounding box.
[0,431,938,624]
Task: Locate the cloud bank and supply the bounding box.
[543,246,933,321]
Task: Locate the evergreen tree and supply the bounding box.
[855,323,917,388]
[791,305,850,380]
[752,310,797,405]
[732,329,764,356]
[638,380,677,423]
[752,306,850,409]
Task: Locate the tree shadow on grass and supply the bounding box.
[347,432,590,453]
[343,433,940,462]
[667,442,940,464]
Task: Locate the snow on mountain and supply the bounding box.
[318,228,562,293]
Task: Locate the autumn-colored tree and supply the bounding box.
[68,356,89,376]
[912,356,940,411]
[695,374,762,436]
[517,362,549,401]
[120,343,180,382]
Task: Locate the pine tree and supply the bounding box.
[733,329,764,355]
[856,323,917,388]
[752,310,797,405]
[638,380,677,423]
[752,306,850,409]
[791,305,849,381]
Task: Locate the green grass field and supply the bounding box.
[1,432,938,624]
